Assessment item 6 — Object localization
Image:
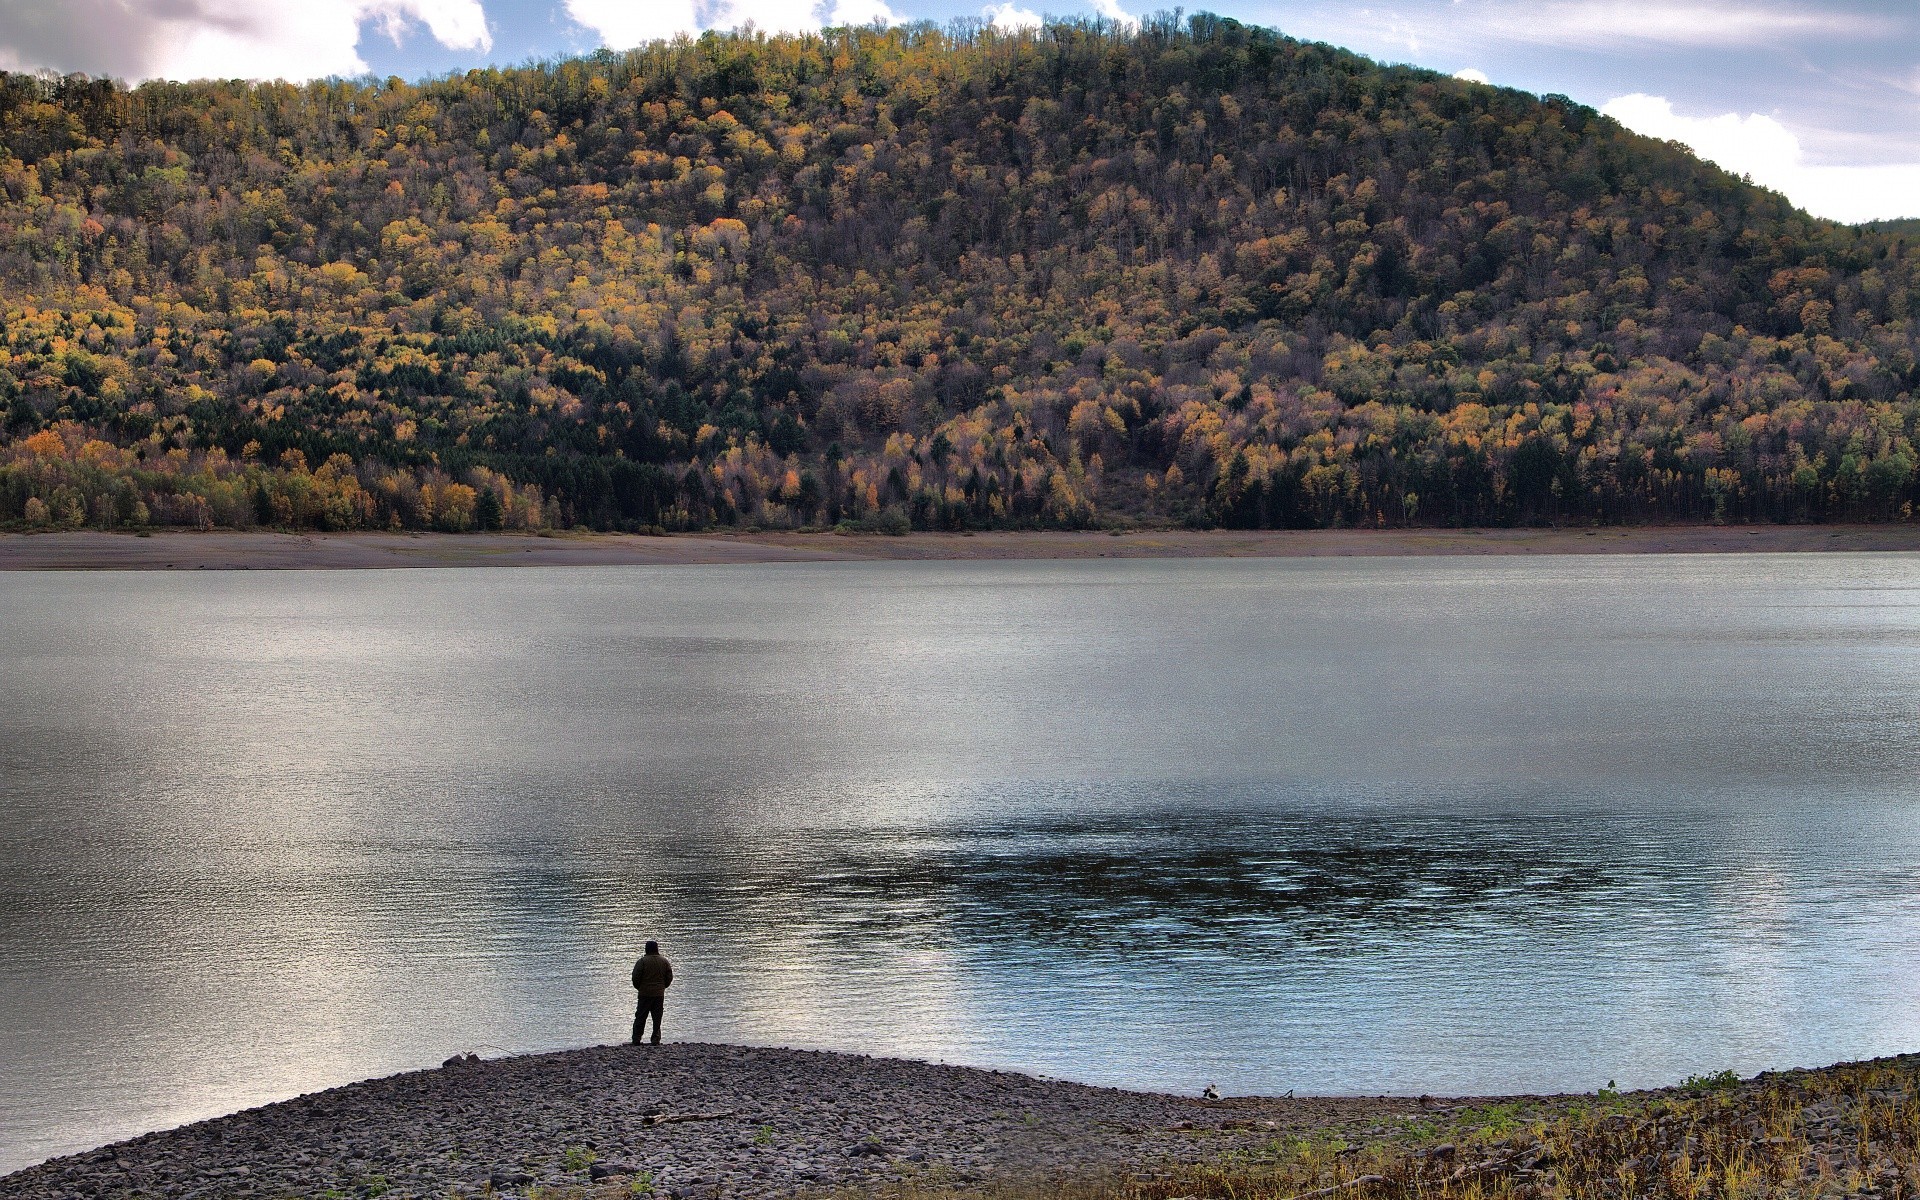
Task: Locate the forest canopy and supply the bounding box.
[1,14,1917,533]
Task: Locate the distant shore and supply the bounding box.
[4,524,1920,570]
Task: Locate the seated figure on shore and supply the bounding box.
[631,940,674,1045]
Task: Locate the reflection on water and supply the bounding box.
[4,556,1920,1172]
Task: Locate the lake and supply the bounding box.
[4,553,1920,1173]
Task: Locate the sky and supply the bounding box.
[0,0,1914,223]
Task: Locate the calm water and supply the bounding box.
[5,554,1920,1171]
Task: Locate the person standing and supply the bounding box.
[631,940,673,1045]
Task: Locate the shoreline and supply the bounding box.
[0,1043,1430,1199]
[4,524,1920,570]
[4,1044,1916,1200]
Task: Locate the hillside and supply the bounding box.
[0,15,1915,533]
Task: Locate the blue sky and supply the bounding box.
[0,0,1914,221]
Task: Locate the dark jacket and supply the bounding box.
[632,952,674,998]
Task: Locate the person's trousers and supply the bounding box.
[633,996,664,1044]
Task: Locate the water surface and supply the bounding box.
[5,555,1920,1172]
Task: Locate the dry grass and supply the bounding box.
[479,1056,1920,1200]
[852,1057,1920,1200]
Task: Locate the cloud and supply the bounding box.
[827,0,898,23]
[0,0,489,81]
[1285,0,1893,71]
[1453,67,1490,84]
[565,0,901,45]
[563,0,696,46]
[1602,93,1920,224]
[1479,0,1890,49]
[979,0,1143,32]
[984,2,1043,31]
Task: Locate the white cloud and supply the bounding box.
[1478,1,1888,50]
[828,0,897,23]
[984,2,1043,31]
[564,0,696,46]
[1084,0,1137,29]
[0,0,489,82]
[1603,93,1920,224]
[565,0,900,46]
[1453,67,1490,84]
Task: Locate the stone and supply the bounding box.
[591,1162,638,1180]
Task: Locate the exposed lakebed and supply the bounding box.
[0,1042,1424,1200]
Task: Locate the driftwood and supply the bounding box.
[1273,1174,1388,1200]
[1272,1152,1527,1200]
[1447,1150,1529,1182]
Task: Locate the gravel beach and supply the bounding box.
[9,1046,1919,1200]
[0,1044,1422,1200]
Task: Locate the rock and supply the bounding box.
[489,1169,536,1186]
[591,1162,639,1180]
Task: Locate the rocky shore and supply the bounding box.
[10,1046,1918,1200]
[0,1044,1420,1200]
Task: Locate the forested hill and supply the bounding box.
[1,16,1917,534]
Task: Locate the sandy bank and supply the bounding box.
[0,1043,1422,1200]
[4,524,1920,570]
